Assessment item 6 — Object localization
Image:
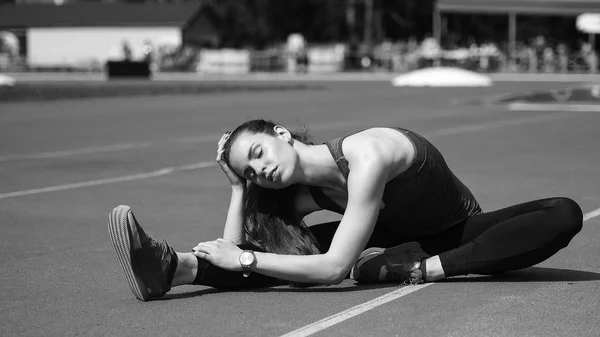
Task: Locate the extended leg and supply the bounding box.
[108,208,348,300]
[433,197,583,278]
[351,198,583,283]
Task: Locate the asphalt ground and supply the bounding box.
[1,78,599,336]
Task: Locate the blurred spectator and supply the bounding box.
[543,45,555,73]
[122,40,133,62]
[0,31,19,71]
[405,36,420,70]
[391,41,407,72]
[142,39,153,63]
[557,43,569,73]
[286,33,307,74]
[375,39,394,71]
[419,35,441,67]
[527,44,537,73]
[479,42,497,72]
[296,48,309,73]
[533,36,546,71]
[580,41,598,73]
[142,39,157,72]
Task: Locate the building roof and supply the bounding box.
[0,3,203,29]
[437,0,600,15]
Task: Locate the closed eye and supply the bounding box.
[255,146,263,159]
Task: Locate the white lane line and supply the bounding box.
[0,111,565,164]
[427,112,567,138]
[0,161,215,199]
[0,142,153,162]
[280,284,432,337]
[0,117,396,163]
[508,103,600,112]
[583,207,600,222]
[0,119,377,163]
[0,113,569,199]
[281,209,599,337]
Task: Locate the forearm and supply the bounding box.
[252,252,348,284]
[222,186,246,244]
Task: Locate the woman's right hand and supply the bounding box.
[217,131,246,189]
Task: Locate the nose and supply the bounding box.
[252,160,267,177]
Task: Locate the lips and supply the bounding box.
[267,167,278,182]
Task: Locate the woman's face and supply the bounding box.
[228,128,298,189]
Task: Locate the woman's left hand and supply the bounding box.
[191,238,243,272]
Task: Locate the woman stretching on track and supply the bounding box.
[108,119,583,301]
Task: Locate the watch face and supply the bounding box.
[240,252,254,265]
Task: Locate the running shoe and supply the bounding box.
[107,205,178,301]
[350,242,430,284]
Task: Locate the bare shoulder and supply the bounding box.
[342,128,415,179]
[342,128,411,163]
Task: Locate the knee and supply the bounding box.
[547,197,583,237]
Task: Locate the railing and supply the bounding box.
[2,46,598,75]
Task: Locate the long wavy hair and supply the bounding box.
[222,119,321,256]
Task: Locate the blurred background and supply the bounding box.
[0,0,599,76]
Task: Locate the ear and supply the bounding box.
[273,125,293,144]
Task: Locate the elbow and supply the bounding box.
[329,273,347,285]
[323,270,345,285]
[322,259,352,285]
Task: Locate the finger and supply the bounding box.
[194,242,216,253]
[218,132,231,144]
[217,141,228,152]
[192,243,211,251]
[195,240,217,247]
[191,250,208,260]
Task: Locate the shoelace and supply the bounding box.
[386,261,424,286]
[400,272,424,286]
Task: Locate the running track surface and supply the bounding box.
[1,80,599,337]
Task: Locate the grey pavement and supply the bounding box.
[0,81,598,336]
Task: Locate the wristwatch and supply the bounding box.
[239,250,256,277]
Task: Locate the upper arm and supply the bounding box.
[324,141,391,276]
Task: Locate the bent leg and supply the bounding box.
[436,197,583,277]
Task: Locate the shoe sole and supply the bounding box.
[107,205,150,301]
[351,242,428,283]
[350,247,387,282]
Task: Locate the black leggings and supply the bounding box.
[193,197,583,288]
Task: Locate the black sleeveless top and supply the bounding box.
[310,128,482,236]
